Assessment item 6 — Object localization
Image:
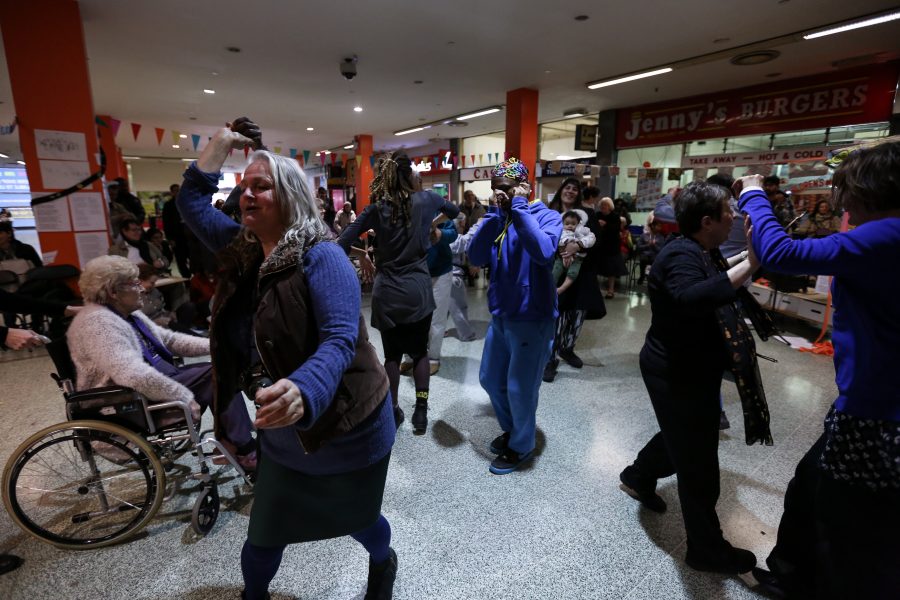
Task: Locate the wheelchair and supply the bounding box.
[1,338,254,549]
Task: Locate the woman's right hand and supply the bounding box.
[4,328,43,350]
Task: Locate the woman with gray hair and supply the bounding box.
[66,255,254,449]
[176,118,396,600]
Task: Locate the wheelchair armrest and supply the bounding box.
[65,385,141,403]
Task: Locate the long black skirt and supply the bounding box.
[247,451,391,547]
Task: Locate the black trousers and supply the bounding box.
[767,432,900,599]
[633,359,726,555]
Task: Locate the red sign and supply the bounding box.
[615,63,900,148]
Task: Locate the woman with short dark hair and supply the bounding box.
[619,180,770,575]
[739,139,900,599]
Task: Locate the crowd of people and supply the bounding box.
[1,114,897,599]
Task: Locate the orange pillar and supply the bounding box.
[97,114,124,180]
[354,134,374,210]
[505,88,539,184]
[1,0,109,268]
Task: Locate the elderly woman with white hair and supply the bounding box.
[176,118,396,600]
[66,255,255,452]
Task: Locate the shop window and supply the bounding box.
[539,116,598,162]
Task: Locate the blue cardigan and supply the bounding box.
[178,162,394,475]
[467,196,562,321]
[739,187,900,421]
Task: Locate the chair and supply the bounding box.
[2,338,252,548]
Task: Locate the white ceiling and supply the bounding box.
[1,0,899,166]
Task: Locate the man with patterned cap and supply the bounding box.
[467,158,562,474]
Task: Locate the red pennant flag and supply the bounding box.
[461,155,466,168]
[330,153,337,166]
[154,128,164,145]
[109,118,121,137]
[341,153,348,166]
[298,155,304,167]
[470,155,475,166]
[320,153,326,166]
[130,123,141,141]
[243,147,249,159]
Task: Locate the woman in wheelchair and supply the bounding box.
[66,255,256,469]
[177,118,397,600]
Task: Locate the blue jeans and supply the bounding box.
[479,317,555,455]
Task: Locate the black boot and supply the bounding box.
[365,548,398,600]
[542,359,558,383]
[411,399,428,435]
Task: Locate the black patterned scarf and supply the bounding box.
[707,248,774,446]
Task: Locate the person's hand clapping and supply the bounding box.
[253,378,306,429]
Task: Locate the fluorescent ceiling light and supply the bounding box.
[456,107,501,120]
[804,11,900,39]
[563,109,586,118]
[587,67,672,90]
[394,126,430,136]
[179,134,188,138]
[0,153,8,158]
[16,160,25,165]
[181,158,194,162]
[343,144,355,149]
[203,89,215,94]
[172,144,180,149]
[320,150,331,155]
[123,156,141,160]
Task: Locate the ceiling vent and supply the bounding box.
[730,50,780,66]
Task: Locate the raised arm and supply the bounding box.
[510,197,561,265]
[177,127,254,252]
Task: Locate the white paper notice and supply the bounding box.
[32,198,72,232]
[74,232,110,270]
[34,129,88,161]
[39,160,91,190]
[69,192,108,231]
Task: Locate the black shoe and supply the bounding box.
[559,350,583,369]
[489,448,534,474]
[240,592,271,600]
[719,411,731,430]
[542,360,558,383]
[489,431,510,454]
[619,465,667,513]
[411,400,428,435]
[751,567,791,599]
[365,547,398,600]
[686,543,757,574]
[0,554,23,575]
[393,406,405,429]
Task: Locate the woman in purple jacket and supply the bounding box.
[738,139,900,599]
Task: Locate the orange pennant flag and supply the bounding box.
[154,128,164,145]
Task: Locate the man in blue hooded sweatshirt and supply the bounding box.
[467,158,562,474]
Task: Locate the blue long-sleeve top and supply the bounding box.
[467,196,562,321]
[739,186,900,421]
[178,162,394,474]
[427,221,458,277]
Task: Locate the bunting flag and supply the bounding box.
[574,164,586,176]
[330,153,337,166]
[273,146,282,155]
[155,128,164,145]
[191,134,201,151]
[0,118,17,135]
[478,154,483,165]
[303,150,311,164]
[369,156,376,168]
[340,153,348,165]
[95,116,108,128]
[298,155,304,167]
[356,156,362,169]
[320,153,326,166]
[470,154,475,166]
[171,130,181,145]
[109,118,122,138]
[130,122,141,141]
[243,147,249,159]
[460,155,466,168]
[289,148,297,159]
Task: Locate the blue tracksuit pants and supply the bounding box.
[479,316,555,455]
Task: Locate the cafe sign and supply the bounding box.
[616,63,899,148]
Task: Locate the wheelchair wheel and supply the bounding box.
[190,483,219,535]
[2,420,166,549]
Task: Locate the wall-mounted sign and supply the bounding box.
[458,167,494,182]
[616,63,899,148]
[574,125,598,151]
[412,150,452,174]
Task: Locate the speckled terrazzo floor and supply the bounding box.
[0,284,838,600]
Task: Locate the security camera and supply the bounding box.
[340,56,358,80]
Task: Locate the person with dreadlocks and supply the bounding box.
[467,158,562,474]
[338,150,459,435]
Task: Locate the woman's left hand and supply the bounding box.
[254,378,306,429]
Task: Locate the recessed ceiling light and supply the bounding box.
[203,89,216,94]
[179,134,188,139]
[587,67,672,89]
[354,106,363,112]
[0,153,8,158]
[307,127,314,131]
[211,71,219,76]
[803,10,900,39]
[730,50,780,66]
[172,144,180,149]
[575,15,589,21]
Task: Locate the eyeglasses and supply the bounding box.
[117,279,143,291]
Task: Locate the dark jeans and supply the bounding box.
[633,361,726,555]
[767,433,900,599]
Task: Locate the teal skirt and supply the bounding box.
[247,452,391,547]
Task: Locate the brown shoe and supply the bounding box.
[399,361,413,375]
[429,361,440,375]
